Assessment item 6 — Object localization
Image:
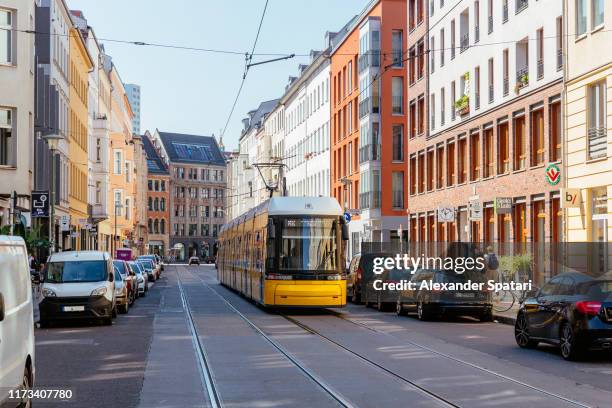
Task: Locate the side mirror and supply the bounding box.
[267,221,276,240]
[0,292,5,322]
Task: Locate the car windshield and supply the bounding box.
[577,280,612,300]
[279,218,338,272]
[139,260,154,269]
[114,268,123,282]
[113,261,126,275]
[45,261,107,283]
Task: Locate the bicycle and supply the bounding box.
[492,267,532,313]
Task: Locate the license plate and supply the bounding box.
[63,305,85,312]
[455,293,475,298]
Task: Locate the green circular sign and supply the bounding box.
[545,163,561,186]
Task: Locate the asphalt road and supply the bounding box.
[34,265,612,408]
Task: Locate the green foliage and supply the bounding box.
[499,253,533,280]
[454,94,469,110]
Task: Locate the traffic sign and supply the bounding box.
[31,191,49,218]
[344,212,351,223]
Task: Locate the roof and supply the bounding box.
[241,99,280,139]
[157,131,226,166]
[142,135,169,175]
[48,251,111,262]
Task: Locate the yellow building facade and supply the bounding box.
[68,27,93,250]
[565,0,611,272]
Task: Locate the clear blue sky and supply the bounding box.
[67,0,369,151]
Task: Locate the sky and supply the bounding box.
[66,0,370,151]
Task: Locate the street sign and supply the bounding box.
[31,191,49,218]
[344,212,351,223]
[494,197,512,214]
[469,200,483,220]
[437,207,455,222]
[60,215,70,231]
[545,163,561,186]
[561,188,581,208]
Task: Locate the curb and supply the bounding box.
[494,314,516,326]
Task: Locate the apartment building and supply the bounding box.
[407,0,564,246]
[132,133,149,255]
[565,0,610,269]
[282,50,331,199]
[153,130,226,261]
[143,133,170,256]
[0,0,35,231]
[34,0,73,252]
[330,0,408,256]
[263,102,285,197]
[124,83,141,135]
[68,24,93,250]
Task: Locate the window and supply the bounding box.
[592,0,604,28]
[392,172,404,208]
[588,80,607,159]
[451,19,456,59]
[488,58,494,103]
[95,182,101,204]
[550,101,561,162]
[436,145,444,188]
[475,66,481,110]
[441,87,446,126]
[417,96,425,134]
[470,132,480,181]
[114,150,122,174]
[531,108,544,166]
[576,0,587,36]
[392,30,403,67]
[447,142,455,186]
[430,36,435,73]
[392,125,404,161]
[427,150,434,191]
[0,108,14,166]
[0,9,12,64]
[125,198,131,220]
[125,161,131,182]
[483,127,494,178]
[347,61,353,94]
[409,47,416,84]
[487,0,494,33]
[503,49,509,96]
[556,17,563,71]
[536,28,544,79]
[392,77,404,114]
[514,114,526,170]
[410,156,417,194]
[450,81,456,121]
[458,137,467,183]
[430,93,436,131]
[160,219,165,234]
[96,138,101,161]
[418,153,425,192]
[440,29,445,67]
[417,40,425,79]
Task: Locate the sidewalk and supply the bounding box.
[493,301,519,325]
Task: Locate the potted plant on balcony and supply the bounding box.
[455,94,470,116]
[515,73,529,93]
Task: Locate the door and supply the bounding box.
[528,277,561,339]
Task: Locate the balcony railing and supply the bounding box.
[503,77,509,96]
[488,16,493,33]
[537,59,544,79]
[358,51,380,72]
[392,96,404,114]
[489,85,494,103]
[359,97,371,118]
[516,67,529,90]
[475,92,480,110]
[503,4,509,22]
[91,203,109,220]
[474,25,480,43]
[557,49,563,71]
[516,0,528,14]
[460,33,469,53]
[392,191,404,209]
[359,191,381,209]
[359,144,381,163]
[588,127,607,159]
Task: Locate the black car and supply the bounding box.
[396,268,492,321]
[515,272,612,360]
[188,256,200,265]
[347,252,395,305]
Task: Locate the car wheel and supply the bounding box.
[560,322,582,361]
[112,305,118,318]
[417,300,430,321]
[396,301,407,316]
[102,316,113,326]
[514,313,538,349]
[351,289,361,304]
[479,310,494,322]
[17,365,32,408]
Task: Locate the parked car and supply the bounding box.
[113,260,137,303]
[347,253,395,304]
[138,259,157,282]
[113,265,130,314]
[396,268,492,321]
[515,272,612,360]
[0,236,35,408]
[138,255,162,275]
[128,261,148,297]
[189,256,200,265]
[367,266,414,311]
[39,251,116,326]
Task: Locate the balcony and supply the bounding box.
[516,67,529,91]
[516,0,528,14]
[488,16,493,33]
[557,49,563,71]
[359,191,381,210]
[460,33,470,53]
[588,127,607,160]
[455,95,470,116]
[359,97,371,118]
[489,85,494,103]
[537,59,544,80]
[359,144,381,163]
[358,51,380,72]
[91,203,109,221]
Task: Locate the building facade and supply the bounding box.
[0,0,36,231]
[124,83,141,135]
[132,133,149,255]
[330,0,408,257]
[565,0,610,270]
[143,133,170,256]
[153,130,226,261]
[407,0,564,248]
[68,24,93,250]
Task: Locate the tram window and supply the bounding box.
[279,218,338,272]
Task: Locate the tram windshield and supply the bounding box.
[279,218,338,272]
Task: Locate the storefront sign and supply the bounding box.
[561,188,581,208]
[60,215,70,231]
[469,200,482,220]
[437,207,455,222]
[31,191,49,218]
[494,197,512,214]
[545,163,561,186]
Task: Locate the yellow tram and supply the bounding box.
[217,197,348,308]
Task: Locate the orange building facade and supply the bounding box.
[330,0,408,256]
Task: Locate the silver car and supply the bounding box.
[128,261,148,297]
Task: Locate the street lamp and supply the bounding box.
[42,133,62,254]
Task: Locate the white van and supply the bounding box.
[39,251,116,326]
[0,236,35,407]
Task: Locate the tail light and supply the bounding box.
[576,301,602,315]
